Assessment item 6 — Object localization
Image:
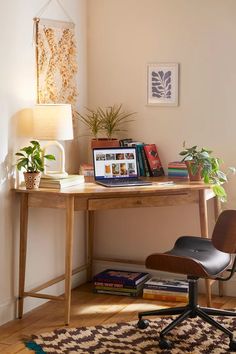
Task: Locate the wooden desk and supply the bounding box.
[15,178,220,325]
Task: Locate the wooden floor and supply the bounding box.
[1,283,236,354]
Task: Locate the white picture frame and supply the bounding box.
[147,63,179,106]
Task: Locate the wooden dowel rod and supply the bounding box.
[28,264,88,294]
[24,292,64,301]
[94,257,145,265]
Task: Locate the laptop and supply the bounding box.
[92,147,152,187]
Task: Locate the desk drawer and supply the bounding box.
[88,192,198,210]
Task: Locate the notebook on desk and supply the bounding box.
[92,147,152,187]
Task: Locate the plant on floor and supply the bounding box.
[179,143,235,202]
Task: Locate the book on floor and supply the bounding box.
[143,277,189,293]
[93,269,150,286]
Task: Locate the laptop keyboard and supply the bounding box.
[101,179,152,186]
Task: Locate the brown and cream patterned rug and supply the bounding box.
[25,316,236,353]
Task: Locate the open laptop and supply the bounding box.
[92,147,152,187]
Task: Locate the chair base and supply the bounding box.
[137,278,236,350]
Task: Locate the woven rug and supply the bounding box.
[25,316,236,353]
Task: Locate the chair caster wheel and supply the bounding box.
[137,319,149,329]
[229,340,236,351]
[159,338,173,349]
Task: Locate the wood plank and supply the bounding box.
[88,192,198,210]
[0,284,236,352]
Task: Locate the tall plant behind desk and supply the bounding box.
[15,179,220,325]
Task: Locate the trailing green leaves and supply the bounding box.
[15,140,55,173]
[179,143,233,202]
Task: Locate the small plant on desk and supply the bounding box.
[179,143,235,202]
[15,140,55,189]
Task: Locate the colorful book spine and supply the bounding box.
[168,161,188,178]
[94,286,140,293]
[94,289,142,297]
[94,281,141,289]
[93,269,150,286]
[136,144,145,176]
[144,284,188,293]
[143,292,188,302]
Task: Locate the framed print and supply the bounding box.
[147,63,179,106]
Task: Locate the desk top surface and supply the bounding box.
[14,177,213,198]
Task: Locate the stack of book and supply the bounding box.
[143,278,189,302]
[93,269,150,297]
[79,164,94,176]
[39,174,84,189]
[168,161,189,179]
[119,138,164,177]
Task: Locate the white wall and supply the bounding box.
[0,0,87,325]
[87,0,236,291]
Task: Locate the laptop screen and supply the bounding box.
[93,147,138,181]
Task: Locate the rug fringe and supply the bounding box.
[25,340,46,353]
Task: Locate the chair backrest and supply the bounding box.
[212,210,236,253]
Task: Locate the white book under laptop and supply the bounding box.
[92,147,152,187]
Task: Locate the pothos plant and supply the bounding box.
[179,143,235,202]
[15,140,55,173]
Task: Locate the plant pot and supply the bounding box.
[23,172,41,189]
[91,138,120,149]
[185,161,202,181]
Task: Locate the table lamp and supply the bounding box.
[32,104,73,179]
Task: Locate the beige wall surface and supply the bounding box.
[0,0,87,325]
[87,0,236,287]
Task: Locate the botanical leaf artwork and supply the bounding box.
[151,70,172,99]
[147,63,178,106]
[35,18,78,106]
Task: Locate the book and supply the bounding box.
[143,288,188,297]
[94,281,143,289]
[143,292,188,302]
[141,145,150,177]
[94,288,142,297]
[136,144,145,176]
[143,144,164,177]
[119,138,133,147]
[93,269,150,286]
[94,285,143,293]
[39,175,85,189]
[79,164,94,176]
[143,278,189,293]
[168,161,188,178]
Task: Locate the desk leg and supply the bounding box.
[87,210,94,281]
[214,197,223,296]
[64,195,74,326]
[18,194,29,319]
[198,190,212,307]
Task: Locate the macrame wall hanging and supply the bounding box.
[33,0,79,137]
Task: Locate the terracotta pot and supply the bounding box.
[23,172,41,189]
[91,138,120,149]
[185,161,202,181]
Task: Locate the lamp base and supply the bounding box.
[42,171,69,179]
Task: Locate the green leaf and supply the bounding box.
[44,154,56,161]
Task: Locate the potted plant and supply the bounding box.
[179,143,233,202]
[76,104,135,148]
[15,140,55,189]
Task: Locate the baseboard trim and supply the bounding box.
[0,270,87,326]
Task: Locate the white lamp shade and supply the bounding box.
[33,104,73,141]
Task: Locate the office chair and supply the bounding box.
[137,210,236,351]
